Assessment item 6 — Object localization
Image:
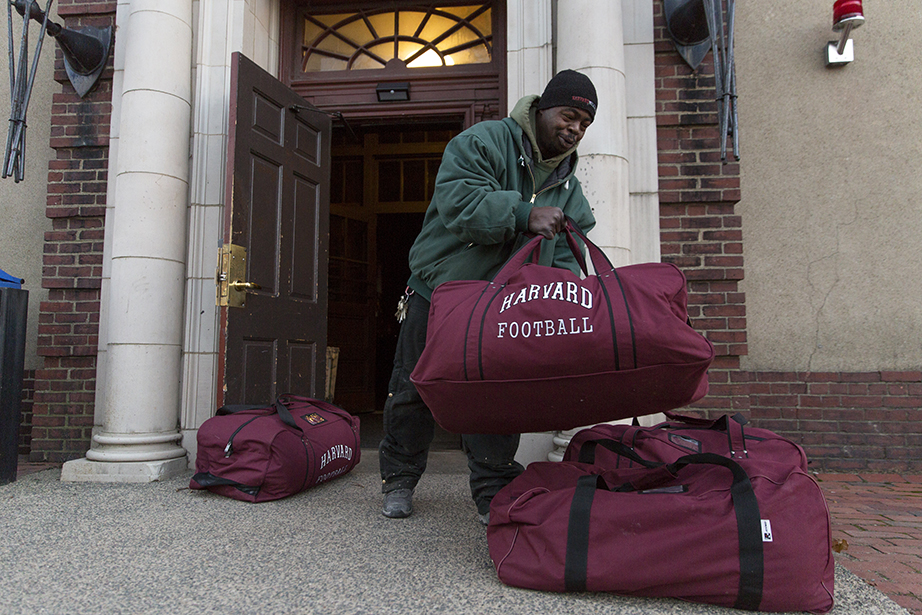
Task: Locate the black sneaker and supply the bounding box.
[382,488,413,518]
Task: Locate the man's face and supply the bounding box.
[535,106,593,160]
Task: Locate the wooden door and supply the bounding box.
[218,52,331,406]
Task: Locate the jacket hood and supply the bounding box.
[510,94,579,167]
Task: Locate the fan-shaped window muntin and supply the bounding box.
[302,4,493,72]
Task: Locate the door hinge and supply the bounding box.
[217,244,260,307]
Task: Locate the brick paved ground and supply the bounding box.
[818,473,922,615]
[12,459,922,613]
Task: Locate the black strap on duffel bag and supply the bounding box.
[564,443,764,611]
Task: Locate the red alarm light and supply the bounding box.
[833,0,864,29]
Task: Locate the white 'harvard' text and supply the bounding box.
[319,443,353,470]
[499,281,593,314]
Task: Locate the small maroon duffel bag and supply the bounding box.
[487,447,835,613]
[564,411,809,471]
[410,220,715,434]
[190,394,360,502]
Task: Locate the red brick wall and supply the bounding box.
[19,371,35,455]
[653,3,747,393]
[653,3,921,472]
[29,2,114,462]
[739,371,922,472]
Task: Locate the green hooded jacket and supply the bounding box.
[407,95,597,300]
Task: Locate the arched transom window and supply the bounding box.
[301,3,493,72]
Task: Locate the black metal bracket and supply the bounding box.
[291,104,359,144]
[13,0,112,97]
[4,1,113,181]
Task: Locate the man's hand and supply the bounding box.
[528,206,566,239]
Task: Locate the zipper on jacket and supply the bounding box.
[525,159,538,203]
[533,178,567,202]
[224,415,262,457]
[523,156,568,205]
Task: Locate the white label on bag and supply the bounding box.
[496,317,593,339]
[761,519,773,542]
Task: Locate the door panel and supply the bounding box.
[219,52,331,406]
[247,156,282,292]
[290,174,319,299]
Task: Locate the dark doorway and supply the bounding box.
[327,121,462,450]
[375,212,422,410]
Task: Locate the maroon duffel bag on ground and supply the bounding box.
[564,411,809,471]
[487,448,835,613]
[191,394,360,502]
[410,220,715,434]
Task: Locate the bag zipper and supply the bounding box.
[224,415,263,457]
[299,437,312,490]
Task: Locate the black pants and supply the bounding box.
[378,293,524,515]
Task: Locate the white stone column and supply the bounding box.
[546,0,664,462]
[505,0,554,104]
[558,0,632,267]
[63,0,193,482]
[91,0,129,434]
[507,0,558,467]
[623,0,662,264]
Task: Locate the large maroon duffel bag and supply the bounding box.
[487,448,835,613]
[410,220,715,434]
[564,411,808,471]
[190,394,360,502]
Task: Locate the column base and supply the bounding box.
[61,456,188,483]
[514,432,555,466]
[548,429,582,462]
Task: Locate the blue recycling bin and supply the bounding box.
[0,268,28,484]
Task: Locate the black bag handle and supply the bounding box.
[272,397,301,431]
[491,217,612,287]
[278,393,355,424]
[663,410,748,430]
[216,404,268,415]
[576,438,659,467]
[564,453,764,611]
[191,472,259,496]
[217,394,355,435]
[662,411,749,458]
[215,399,302,432]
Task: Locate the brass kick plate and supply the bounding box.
[217,244,259,307]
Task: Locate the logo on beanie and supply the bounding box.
[572,96,597,111]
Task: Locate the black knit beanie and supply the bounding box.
[536,69,598,120]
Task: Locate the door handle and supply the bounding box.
[229,281,261,292]
[217,244,260,307]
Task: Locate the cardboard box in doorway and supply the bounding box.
[325,347,339,403]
